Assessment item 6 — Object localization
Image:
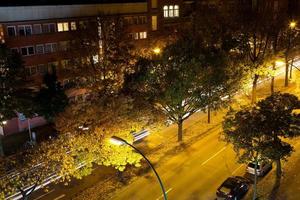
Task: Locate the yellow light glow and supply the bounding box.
[2,121,7,125]
[290,21,297,29]
[275,60,285,66]
[153,47,161,55]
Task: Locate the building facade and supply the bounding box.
[0,0,194,135]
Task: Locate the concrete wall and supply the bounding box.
[0,3,147,22]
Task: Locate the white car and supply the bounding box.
[247,161,272,176]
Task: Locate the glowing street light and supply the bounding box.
[110,136,168,200]
[153,47,161,55]
[289,21,297,29]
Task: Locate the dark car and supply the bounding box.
[216,176,250,200]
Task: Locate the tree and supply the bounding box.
[0,44,33,122]
[0,44,34,156]
[223,93,300,199]
[256,93,300,178]
[129,37,208,142]
[201,47,243,123]
[67,14,136,95]
[236,3,275,103]
[55,94,164,172]
[280,21,300,87]
[0,145,57,200]
[223,106,266,200]
[34,68,68,122]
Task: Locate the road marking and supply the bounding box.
[201,147,227,166]
[232,164,244,175]
[32,189,55,200]
[53,194,66,200]
[156,188,173,200]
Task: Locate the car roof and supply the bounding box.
[221,177,239,189]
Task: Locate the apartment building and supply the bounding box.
[0,0,194,135]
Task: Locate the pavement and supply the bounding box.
[27,64,300,200]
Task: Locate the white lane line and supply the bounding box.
[232,164,244,175]
[156,188,173,200]
[53,194,66,200]
[201,147,227,166]
[32,189,55,200]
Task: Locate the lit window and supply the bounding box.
[174,5,179,17]
[169,6,174,17]
[70,21,77,30]
[57,22,69,32]
[134,32,139,40]
[163,6,168,17]
[7,26,16,36]
[152,16,158,31]
[139,31,147,39]
[163,5,180,18]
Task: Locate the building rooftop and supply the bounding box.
[0,0,146,6]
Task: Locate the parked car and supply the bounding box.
[216,176,250,200]
[247,161,272,176]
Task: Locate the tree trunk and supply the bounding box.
[276,159,282,179]
[285,56,289,87]
[207,104,211,124]
[271,62,275,94]
[177,118,183,142]
[0,137,4,157]
[290,58,294,79]
[252,74,259,104]
[252,157,258,200]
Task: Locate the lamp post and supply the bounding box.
[110,136,167,200]
[285,20,297,87]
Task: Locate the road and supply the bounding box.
[27,62,300,200]
[112,128,245,200]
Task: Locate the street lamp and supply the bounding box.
[289,21,297,29]
[110,136,168,200]
[153,47,161,55]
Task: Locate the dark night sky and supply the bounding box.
[0,0,146,6]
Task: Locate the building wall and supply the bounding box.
[0,1,189,135]
[0,3,147,22]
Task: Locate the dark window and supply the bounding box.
[33,24,42,34]
[43,23,56,33]
[7,26,16,36]
[43,24,49,33]
[18,25,32,36]
[28,47,34,55]
[36,44,44,54]
[18,26,25,36]
[49,24,56,32]
[21,47,27,56]
[38,64,47,74]
[25,26,32,35]
[11,48,18,53]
